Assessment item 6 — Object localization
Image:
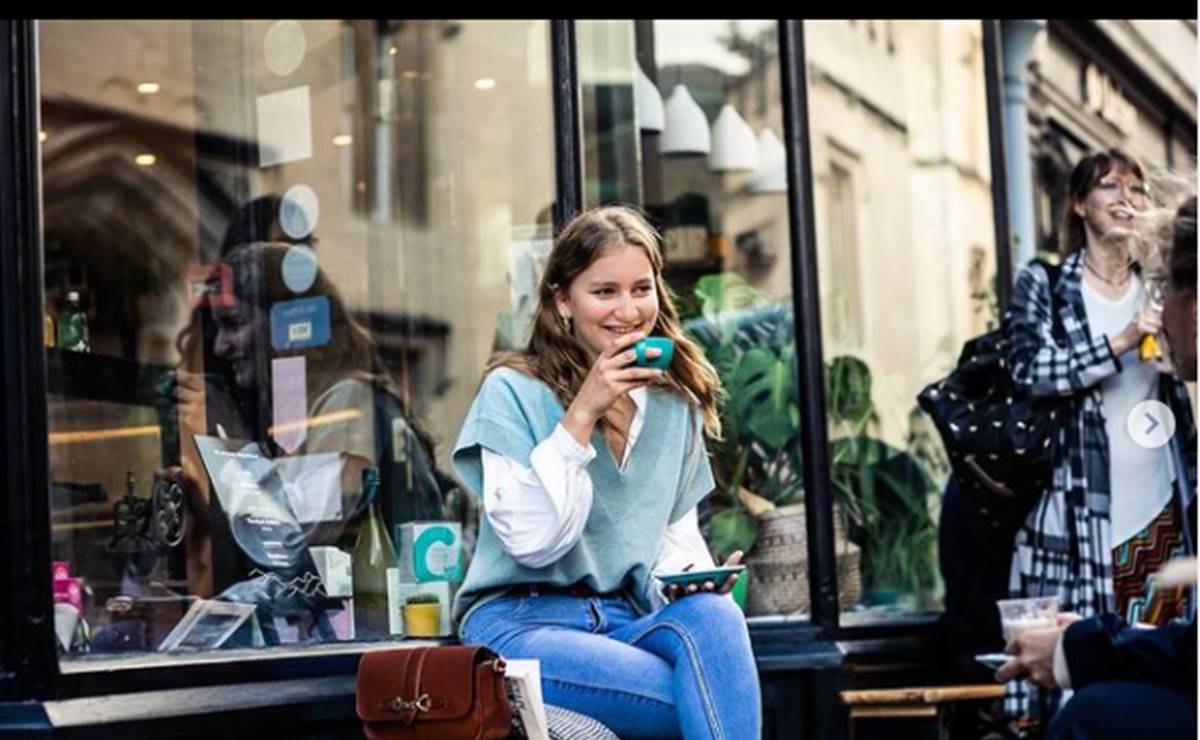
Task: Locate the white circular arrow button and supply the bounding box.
[1127,400,1175,449]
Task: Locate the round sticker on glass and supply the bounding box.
[281,245,318,294]
[264,21,306,77]
[279,184,319,239]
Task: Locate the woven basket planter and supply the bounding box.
[744,502,862,616]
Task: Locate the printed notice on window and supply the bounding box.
[255,85,313,167]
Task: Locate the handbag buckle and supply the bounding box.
[388,693,432,713]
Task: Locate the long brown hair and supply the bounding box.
[1058,147,1147,256]
[487,205,723,439]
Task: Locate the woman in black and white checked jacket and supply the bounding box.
[1001,149,1197,721]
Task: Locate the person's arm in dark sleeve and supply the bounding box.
[1062,613,1196,693]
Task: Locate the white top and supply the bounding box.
[1053,630,1073,689]
[1082,274,1173,545]
[479,386,716,600]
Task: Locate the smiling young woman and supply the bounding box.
[999,149,1197,722]
[448,205,761,738]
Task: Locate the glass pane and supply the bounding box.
[803,21,998,623]
[39,20,555,662]
[578,20,809,621]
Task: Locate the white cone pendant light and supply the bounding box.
[635,64,664,133]
[708,104,759,172]
[659,84,710,155]
[750,129,788,193]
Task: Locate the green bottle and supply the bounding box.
[57,291,90,352]
[352,468,397,640]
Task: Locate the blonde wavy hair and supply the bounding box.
[487,205,723,440]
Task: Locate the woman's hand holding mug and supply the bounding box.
[562,331,663,446]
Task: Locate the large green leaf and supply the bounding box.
[828,435,938,595]
[707,507,758,563]
[825,355,874,426]
[731,346,799,448]
[693,273,771,342]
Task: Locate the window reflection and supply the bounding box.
[805,20,997,621]
[579,20,818,619]
[40,19,555,659]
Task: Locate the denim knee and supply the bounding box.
[665,593,745,633]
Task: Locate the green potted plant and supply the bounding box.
[683,274,801,554]
[402,592,442,637]
[683,274,823,615]
[825,357,940,609]
[683,274,939,614]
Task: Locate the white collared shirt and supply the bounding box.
[479,387,716,599]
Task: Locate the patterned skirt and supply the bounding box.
[1113,499,1191,625]
[1004,486,1191,724]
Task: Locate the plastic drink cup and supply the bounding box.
[996,596,1058,643]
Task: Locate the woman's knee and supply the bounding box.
[664,593,748,637]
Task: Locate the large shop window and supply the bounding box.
[577,21,813,620]
[804,20,998,623]
[39,20,555,665]
[573,20,1000,625]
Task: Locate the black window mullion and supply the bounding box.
[550,20,581,232]
[0,18,58,700]
[778,20,839,634]
[982,19,1013,306]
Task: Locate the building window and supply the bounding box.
[821,155,865,351]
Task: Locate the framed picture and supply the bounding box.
[157,599,257,652]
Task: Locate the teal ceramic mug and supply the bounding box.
[634,337,675,369]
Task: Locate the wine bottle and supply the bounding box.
[352,468,397,640]
[57,291,90,352]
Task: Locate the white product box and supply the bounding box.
[396,521,463,583]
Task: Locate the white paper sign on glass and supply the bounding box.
[271,355,308,453]
[256,86,313,167]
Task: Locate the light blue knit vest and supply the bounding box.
[450,367,714,630]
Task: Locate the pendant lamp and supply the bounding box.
[634,64,664,133]
[659,84,710,156]
[708,104,759,172]
[749,129,788,193]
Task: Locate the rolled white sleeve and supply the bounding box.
[645,507,718,607]
[653,508,716,575]
[481,423,596,568]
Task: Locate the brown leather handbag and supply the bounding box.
[355,645,513,740]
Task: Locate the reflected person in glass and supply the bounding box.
[164,227,445,644]
[452,205,760,738]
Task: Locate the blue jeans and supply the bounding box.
[461,590,761,740]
